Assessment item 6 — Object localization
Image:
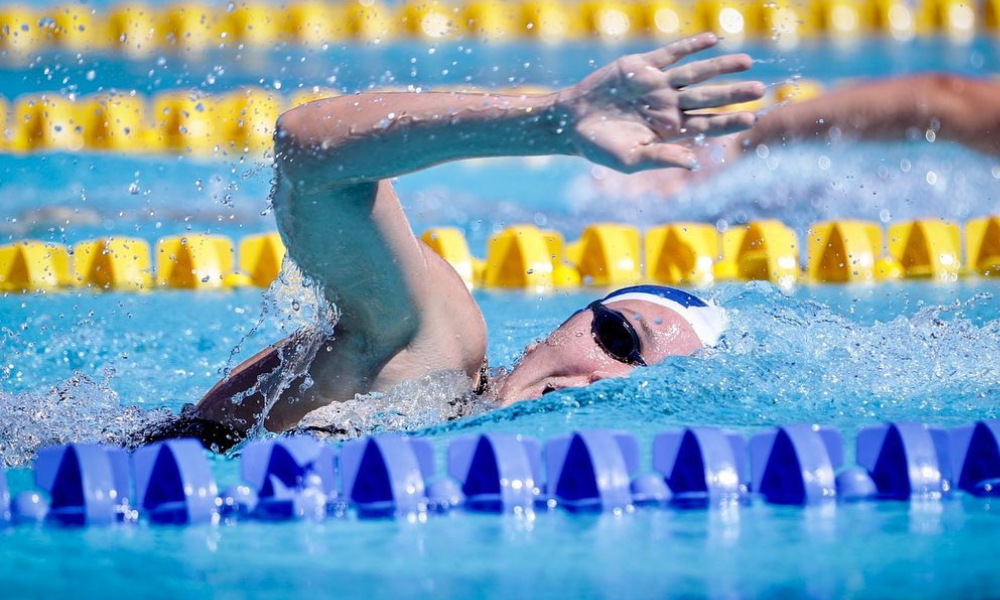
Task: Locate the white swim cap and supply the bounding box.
[600,285,728,347]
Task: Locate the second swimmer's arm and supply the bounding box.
[738,73,1000,156]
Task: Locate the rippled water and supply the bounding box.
[4,139,1000,463]
[3,267,1000,462]
[3,154,1000,598]
[1,127,999,451]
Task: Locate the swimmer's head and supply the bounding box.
[494,285,726,405]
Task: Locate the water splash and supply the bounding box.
[0,370,171,468]
[217,256,340,436]
[232,259,495,440]
[563,141,1000,238]
[423,284,1000,443]
[296,369,495,440]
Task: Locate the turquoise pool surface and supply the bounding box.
[2,20,1000,600]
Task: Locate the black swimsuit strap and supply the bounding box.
[136,404,243,453]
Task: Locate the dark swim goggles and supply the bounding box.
[587,300,647,366]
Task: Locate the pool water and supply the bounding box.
[2,23,1000,600]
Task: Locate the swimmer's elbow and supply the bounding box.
[273,110,347,189]
[273,109,314,169]
[274,101,382,188]
[274,100,348,169]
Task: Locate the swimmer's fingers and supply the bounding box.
[665,54,754,88]
[639,33,719,69]
[639,81,760,140]
[677,81,766,111]
[682,112,758,137]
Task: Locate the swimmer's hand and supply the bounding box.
[555,32,764,172]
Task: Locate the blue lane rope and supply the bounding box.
[3,420,999,526]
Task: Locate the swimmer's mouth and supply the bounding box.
[541,384,558,395]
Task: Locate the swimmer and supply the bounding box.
[142,33,764,451]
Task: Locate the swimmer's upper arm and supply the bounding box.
[192,171,486,432]
[269,90,559,358]
[272,104,487,376]
[270,173,423,353]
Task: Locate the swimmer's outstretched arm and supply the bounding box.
[738,73,1000,156]
[162,33,763,451]
[277,33,763,181]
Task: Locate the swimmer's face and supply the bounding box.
[495,299,704,405]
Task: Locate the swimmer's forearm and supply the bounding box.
[275,91,571,186]
[739,74,1000,156]
[739,80,931,149]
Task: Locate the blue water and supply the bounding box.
[3,500,1000,599]
[3,24,1000,600]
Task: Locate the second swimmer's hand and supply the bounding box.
[554,32,765,172]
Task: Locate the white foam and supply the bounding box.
[295,370,495,440]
